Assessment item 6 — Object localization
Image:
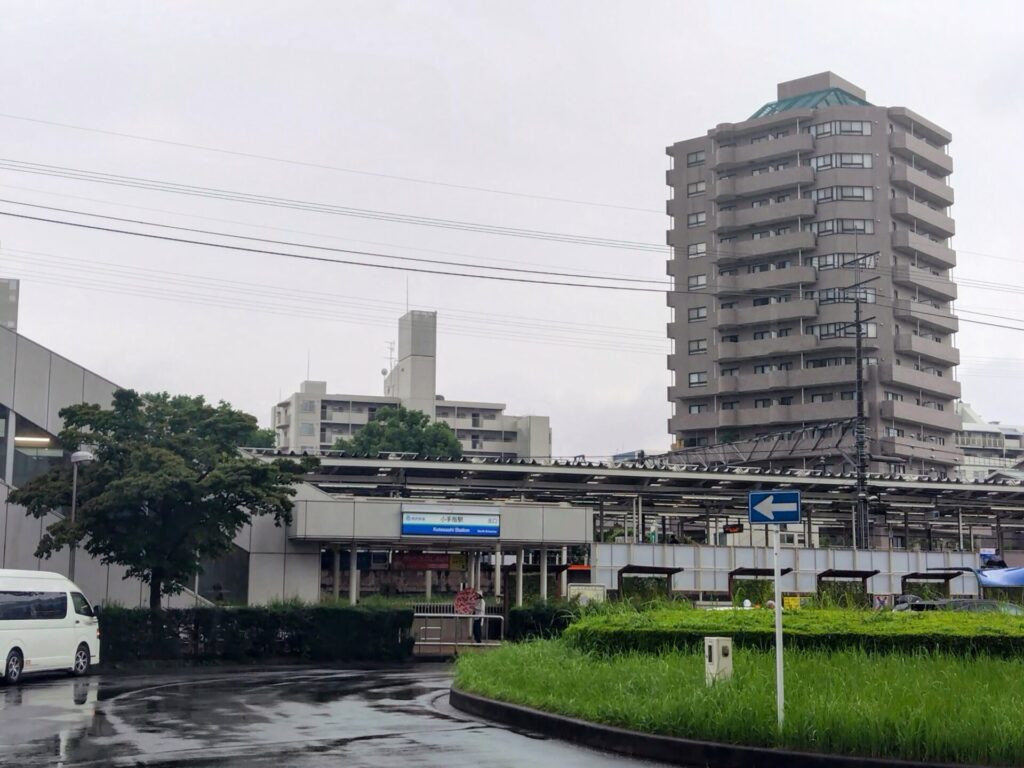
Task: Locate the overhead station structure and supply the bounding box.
[239,451,1024,604]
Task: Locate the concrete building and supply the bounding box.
[666,72,961,476]
[1,278,18,331]
[956,403,1024,481]
[273,310,551,459]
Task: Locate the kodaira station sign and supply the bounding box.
[401,504,501,538]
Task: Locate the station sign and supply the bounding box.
[400,504,500,538]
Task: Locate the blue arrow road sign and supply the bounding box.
[748,490,801,524]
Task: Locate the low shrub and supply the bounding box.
[563,607,1024,656]
[508,600,582,640]
[98,604,414,663]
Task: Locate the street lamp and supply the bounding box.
[68,450,95,583]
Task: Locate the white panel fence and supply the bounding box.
[592,543,981,597]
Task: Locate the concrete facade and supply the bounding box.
[0,279,17,332]
[273,310,552,459]
[0,325,206,607]
[666,72,961,475]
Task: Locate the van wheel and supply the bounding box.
[3,650,23,684]
[72,644,91,676]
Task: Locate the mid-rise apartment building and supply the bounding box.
[273,310,551,459]
[666,72,962,475]
[956,403,1024,481]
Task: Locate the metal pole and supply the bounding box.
[957,508,964,551]
[515,547,524,607]
[425,568,432,601]
[68,462,79,583]
[773,526,785,730]
[854,294,870,550]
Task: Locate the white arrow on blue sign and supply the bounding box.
[748,490,801,524]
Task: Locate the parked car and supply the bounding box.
[1,569,101,684]
[893,596,1024,615]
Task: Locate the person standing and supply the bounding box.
[472,590,486,643]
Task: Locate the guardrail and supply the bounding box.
[413,612,504,649]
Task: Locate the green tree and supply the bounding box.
[10,389,316,608]
[238,425,276,448]
[333,405,462,458]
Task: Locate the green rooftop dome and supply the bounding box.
[751,87,872,119]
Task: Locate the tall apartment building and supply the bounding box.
[666,73,962,475]
[1,278,18,331]
[273,310,551,459]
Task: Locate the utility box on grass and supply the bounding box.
[705,636,733,686]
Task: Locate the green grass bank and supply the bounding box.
[455,640,1024,766]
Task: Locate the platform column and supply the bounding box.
[494,544,503,598]
[540,546,549,601]
[515,547,524,607]
[331,546,341,600]
[560,546,569,598]
[348,544,359,606]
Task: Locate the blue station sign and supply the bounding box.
[400,504,500,538]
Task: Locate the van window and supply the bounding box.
[0,591,68,620]
[71,592,94,617]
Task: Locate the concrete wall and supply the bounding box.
[593,542,980,597]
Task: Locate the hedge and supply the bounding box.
[563,607,1024,656]
[508,601,581,641]
[98,605,415,663]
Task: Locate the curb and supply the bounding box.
[449,687,986,768]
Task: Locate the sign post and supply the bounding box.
[748,490,801,732]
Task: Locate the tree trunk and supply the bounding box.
[149,572,163,609]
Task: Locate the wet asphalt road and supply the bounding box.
[0,665,659,767]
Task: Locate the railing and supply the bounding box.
[412,612,505,649]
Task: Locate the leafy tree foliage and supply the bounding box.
[332,406,462,458]
[238,425,275,448]
[10,390,315,608]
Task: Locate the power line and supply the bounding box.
[0,112,662,215]
[0,158,668,253]
[4,205,1024,335]
[0,198,669,286]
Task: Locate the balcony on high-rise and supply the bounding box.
[890,132,953,177]
[891,198,955,240]
[890,165,954,208]
[716,199,815,232]
[893,264,957,302]
[894,333,960,366]
[713,133,814,169]
[891,230,956,270]
[713,166,814,202]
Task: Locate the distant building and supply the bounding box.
[273,310,551,459]
[1,278,18,331]
[956,402,1024,481]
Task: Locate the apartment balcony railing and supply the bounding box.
[894,333,960,366]
[713,133,814,169]
[890,132,953,177]
[891,230,956,270]
[893,264,957,302]
[890,165,954,207]
[712,166,814,202]
[891,198,955,240]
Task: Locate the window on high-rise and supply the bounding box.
[721,401,738,410]
[688,372,708,388]
[687,180,707,197]
[688,339,708,355]
[688,403,708,414]
[754,398,772,408]
[687,212,706,228]
[688,307,708,322]
[686,150,706,166]
[688,274,708,290]
[687,242,707,258]
[810,393,834,403]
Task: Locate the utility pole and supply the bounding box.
[854,292,870,550]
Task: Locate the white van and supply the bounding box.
[0,569,101,684]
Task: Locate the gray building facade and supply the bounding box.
[666,72,961,475]
[1,278,18,332]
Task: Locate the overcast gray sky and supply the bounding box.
[2,1,1023,457]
